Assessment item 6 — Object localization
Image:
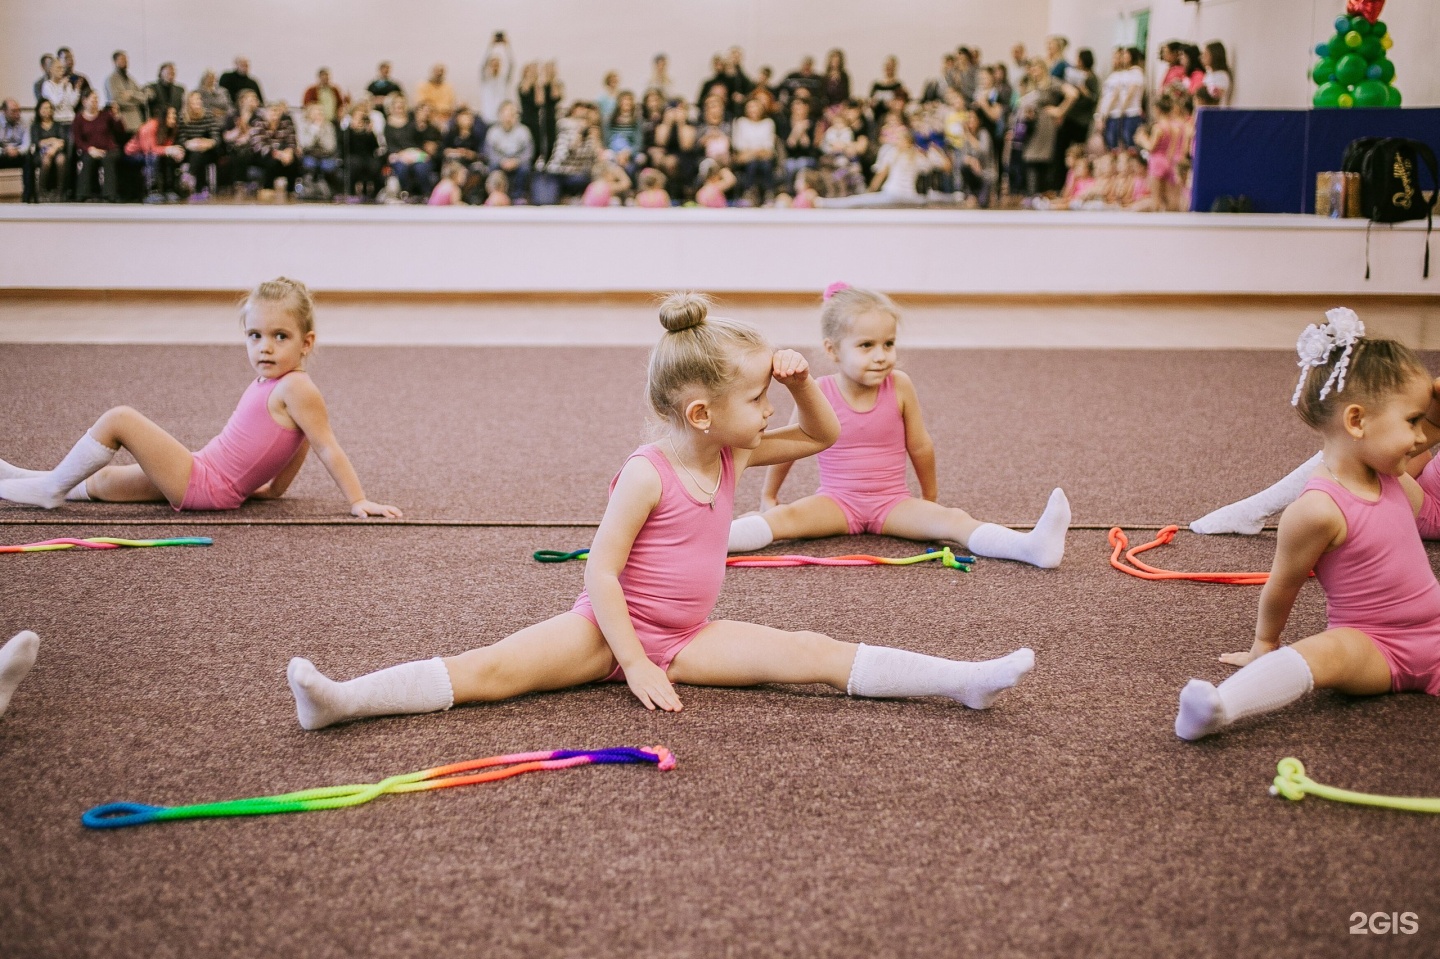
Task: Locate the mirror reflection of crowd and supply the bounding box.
[4,34,1231,210]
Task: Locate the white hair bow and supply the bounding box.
[1291,307,1365,406]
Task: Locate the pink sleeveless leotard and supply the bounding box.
[1305,474,1440,695]
[815,374,912,535]
[1414,454,1440,539]
[180,373,306,511]
[571,444,736,678]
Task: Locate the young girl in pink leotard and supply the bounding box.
[0,277,400,518]
[727,284,1072,568]
[286,293,1034,728]
[1177,314,1440,740]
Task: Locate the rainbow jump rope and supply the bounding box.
[2,536,212,554]
[83,746,676,830]
[535,547,976,570]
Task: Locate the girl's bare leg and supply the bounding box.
[881,498,982,545]
[758,494,851,541]
[443,612,618,702]
[288,613,617,730]
[83,464,167,503]
[1176,628,1391,740]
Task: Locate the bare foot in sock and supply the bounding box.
[1026,489,1071,569]
[954,647,1034,709]
[0,631,40,717]
[288,657,350,730]
[0,476,68,508]
[1175,679,1226,740]
[1189,504,1268,536]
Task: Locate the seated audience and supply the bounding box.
[253,99,300,194]
[483,100,533,201]
[340,103,383,199]
[730,95,776,204]
[297,101,341,198]
[0,99,35,202]
[177,90,220,197]
[72,90,125,201]
[125,104,183,200]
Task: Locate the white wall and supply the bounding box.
[1,0,1047,108]
[1047,0,1438,108]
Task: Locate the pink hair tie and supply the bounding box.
[823,281,851,301]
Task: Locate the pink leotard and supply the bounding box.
[1305,475,1440,695]
[1414,454,1440,539]
[571,444,736,678]
[180,374,306,511]
[814,374,912,535]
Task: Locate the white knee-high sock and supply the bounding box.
[0,457,45,481]
[846,643,1034,709]
[1191,451,1323,535]
[0,434,115,509]
[287,656,454,731]
[0,631,40,718]
[1175,646,1314,741]
[965,488,1070,568]
[728,514,775,553]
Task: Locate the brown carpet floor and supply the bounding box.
[2,346,1438,959]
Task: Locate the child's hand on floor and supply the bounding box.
[624,658,683,712]
[771,349,810,388]
[351,499,403,519]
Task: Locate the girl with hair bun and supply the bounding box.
[0,277,399,517]
[286,292,1034,728]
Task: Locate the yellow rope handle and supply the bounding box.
[1270,758,1440,813]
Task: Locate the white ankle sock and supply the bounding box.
[0,457,45,481]
[966,488,1070,568]
[1191,451,1323,535]
[1175,646,1314,740]
[846,642,1034,709]
[66,482,91,502]
[0,434,115,509]
[728,514,775,552]
[288,656,455,730]
[0,631,40,717]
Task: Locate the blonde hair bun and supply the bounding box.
[658,292,711,333]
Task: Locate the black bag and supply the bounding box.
[1342,136,1438,278]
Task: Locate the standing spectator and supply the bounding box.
[823,50,851,111]
[145,63,184,125]
[303,68,349,124]
[483,100,533,201]
[177,90,220,197]
[952,109,996,207]
[696,54,729,111]
[781,96,819,182]
[1157,42,1185,95]
[223,88,264,191]
[340,103,383,199]
[1098,47,1145,150]
[1008,44,1029,94]
[218,57,263,106]
[125,104,182,201]
[35,54,55,106]
[517,61,561,163]
[1173,46,1205,97]
[750,66,778,113]
[922,54,959,105]
[413,64,455,126]
[297,101,341,198]
[56,48,92,100]
[478,34,515,125]
[106,51,147,135]
[367,61,402,101]
[780,56,824,108]
[869,57,908,115]
[0,99,35,203]
[1201,42,1232,106]
[253,99,300,194]
[1019,60,1062,194]
[72,89,125,201]
[596,71,621,142]
[648,54,673,99]
[40,58,82,124]
[1051,48,1098,181]
[196,70,233,122]
[1046,36,1071,81]
[954,48,982,104]
[731,96,776,205]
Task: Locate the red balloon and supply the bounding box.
[1346,0,1385,24]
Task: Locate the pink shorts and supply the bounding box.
[177,455,246,511]
[1361,627,1440,696]
[818,487,912,536]
[568,601,710,682]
